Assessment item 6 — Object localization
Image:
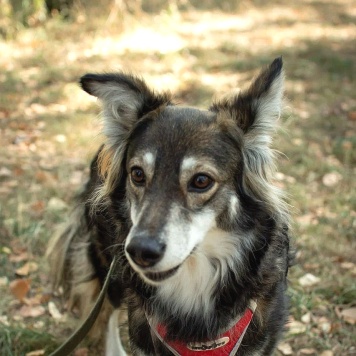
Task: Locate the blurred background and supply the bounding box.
[0,0,355,355]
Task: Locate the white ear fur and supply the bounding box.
[245,70,284,153]
[80,73,171,199]
[211,58,287,217]
[241,60,288,219]
[95,83,143,149]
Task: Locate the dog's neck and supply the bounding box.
[147,300,257,355]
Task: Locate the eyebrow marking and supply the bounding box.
[181,157,198,171]
[143,152,156,167]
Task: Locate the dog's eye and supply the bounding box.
[189,174,214,192]
[131,167,145,185]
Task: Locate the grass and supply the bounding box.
[0,0,355,354]
[0,326,59,355]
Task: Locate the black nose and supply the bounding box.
[126,237,166,268]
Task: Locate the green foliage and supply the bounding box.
[9,0,46,25]
[0,325,59,355]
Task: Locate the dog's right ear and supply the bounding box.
[80,73,171,137]
[80,73,171,199]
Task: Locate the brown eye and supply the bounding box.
[131,167,145,185]
[189,174,214,192]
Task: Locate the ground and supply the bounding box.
[0,0,355,355]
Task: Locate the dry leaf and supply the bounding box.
[33,320,45,329]
[288,320,307,335]
[23,294,43,306]
[18,305,46,318]
[320,351,333,356]
[317,317,331,333]
[26,350,45,356]
[277,342,293,355]
[340,308,356,325]
[48,301,63,320]
[9,279,31,301]
[301,312,312,324]
[9,251,29,263]
[15,262,38,276]
[299,273,321,287]
[40,293,52,304]
[0,315,9,326]
[30,200,45,216]
[299,349,317,355]
[0,167,12,178]
[322,172,342,187]
[340,262,355,270]
[74,348,89,356]
[55,134,67,143]
[47,197,68,211]
[0,276,9,287]
[2,246,11,254]
[348,111,356,121]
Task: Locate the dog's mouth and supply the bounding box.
[143,265,180,282]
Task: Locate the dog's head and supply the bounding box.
[80,58,285,285]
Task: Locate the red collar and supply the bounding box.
[148,300,257,356]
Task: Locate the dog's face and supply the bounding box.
[80,58,284,285]
[124,107,242,282]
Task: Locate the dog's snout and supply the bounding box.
[126,237,166,268]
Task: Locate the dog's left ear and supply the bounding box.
[211,57,284,173]
[212,57,284,139]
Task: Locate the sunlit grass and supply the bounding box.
[0,0,355,354]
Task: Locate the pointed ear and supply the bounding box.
[80,73,171,198]
[211,58,286,216]
[211,57,284,137]
[80,73,171,136]
[211,57,284,168]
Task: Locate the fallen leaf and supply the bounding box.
[340,262,355,270]
[47,197,68,212]
[317,317,331,333]
[40,293,52,304]
[348,111,356,121]
[299,349,317,355]
[0,276,9,287]
[340,308,356,325]
[15,262,38,276]
[301,312,312,324]
[277,342,293,355]
[55,134,67,143]
[18,305,46,318]
[33,320,45,329]
[298,273,321,287]
[322,172,342,187]
[30,200,45,216]
[26,350,45,356]
[0,315,9,326]
[0,167,12,178]
[74,348,89,356]
[23,293,43,306]
[9,251,29,263]
[48,301,63,320]
[2,246,11,254]
[320,351,333,356]
[288,320,307,335]
[9,279,31,301]
[303,263,320,271]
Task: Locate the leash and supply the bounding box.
[49,255,118,356]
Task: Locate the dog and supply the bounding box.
[47,57,293,355]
